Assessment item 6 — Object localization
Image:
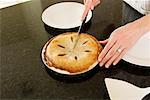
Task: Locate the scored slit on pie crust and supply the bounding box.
[44,32,103,73]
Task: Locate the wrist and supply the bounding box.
[131,14,150,36]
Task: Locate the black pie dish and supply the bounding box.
[41,36,100,82]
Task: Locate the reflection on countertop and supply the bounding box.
[1,0,150,100]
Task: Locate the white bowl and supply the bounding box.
[42,2,92,29]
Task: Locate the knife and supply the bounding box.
[73,16,87,49]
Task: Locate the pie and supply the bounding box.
[44,32,103,73]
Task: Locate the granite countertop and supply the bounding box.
[1,0,150,99]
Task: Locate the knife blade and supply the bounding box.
[73,16,87,49]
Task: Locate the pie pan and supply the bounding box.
[42,2,92,35]
[41,32,102,82]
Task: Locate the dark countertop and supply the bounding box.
[1,0,150,99]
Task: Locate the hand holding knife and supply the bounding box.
[73,0,92,49]
[73,0,101,49]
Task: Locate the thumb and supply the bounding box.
[99,39,109,45]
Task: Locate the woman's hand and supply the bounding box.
[98,15,150,68]
[82,0,101,20]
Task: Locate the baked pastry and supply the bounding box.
[44,32,102,73]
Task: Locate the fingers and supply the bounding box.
[99,45,127,68]
[93,0,101,7]
[91,5,94,10]
[84,0,86,4]
[91,0,100,10]
[104,47,125,68]
[98,36,127,68]
[99,42,120,67]
[81,0,92,21]
[104,50,121,68]
[99,39,109,44]
[82,0,101,20]
[84,0,100,5]
[98,38,116,62]
[113,49,127,65]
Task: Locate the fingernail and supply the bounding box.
[105,64,109,68]
[100,63,104,67]
[113,62,116,66]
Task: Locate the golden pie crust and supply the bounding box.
[44,32,102,73]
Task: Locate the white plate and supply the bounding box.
[42,2,92,29]
[123,32,150,67]
[0,0,31,9]
[105,78,150,100]
[41,40,98,75]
